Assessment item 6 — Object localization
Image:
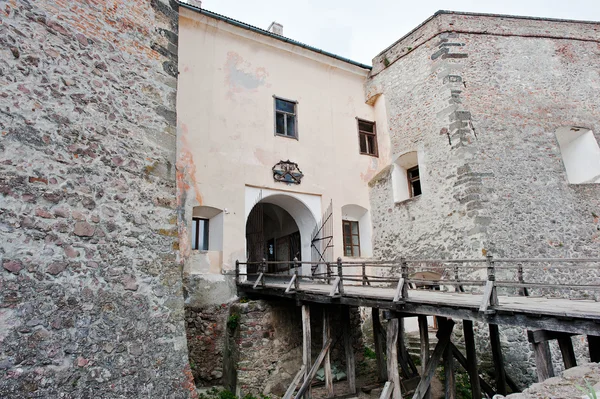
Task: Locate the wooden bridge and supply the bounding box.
[235,256,600,399]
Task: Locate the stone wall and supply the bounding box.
[0,0,193,397]
[186,304,229,386]
[367,13,600,386]
[208,300,365,397]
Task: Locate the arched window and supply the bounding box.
[192,206,223,251]
[555,127,600,184]
[392,151,421,203]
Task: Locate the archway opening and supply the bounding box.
[246,194,318,275]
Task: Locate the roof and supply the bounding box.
[376,9,600,57]
[177,1,372,70]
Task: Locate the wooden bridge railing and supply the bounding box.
[234,255,600,308]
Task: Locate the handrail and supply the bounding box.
[235,255,600,308]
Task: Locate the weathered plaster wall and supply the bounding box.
[177,7,389,280]
[0,0,193,397]
[368,13,600,386]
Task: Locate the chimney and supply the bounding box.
[267,22,283,36]
[188,0,202,8]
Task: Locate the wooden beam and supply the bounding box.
[479,281,495,312]
[398,318,419,378]
[528,331,554,382]
[443,340,456,399]
[489,324,507,395]
[323,308,334,397]
[557,336,577,370]
[329,277,341,297]
[252,273,264,289]
[449,343,496,398]
[463,320,482,399]
[588,335,600,363]
[386,318,402,399]
[373,308,388,382]
[302,305,311,399]
[528,329,576,343]
[285,274,297,293]
[283,365,306,399]
[412,318,455,399]
[342,306,356,394]
[417,316,431,399]
[379,381,394,399]
[294,339,332,399]
[393,278,405,303]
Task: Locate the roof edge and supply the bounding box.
[375,9,600,58]
[177,1,372,70]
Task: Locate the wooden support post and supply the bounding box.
[449,343,496,398]
[412,318,455,399]
[337,257,344,296]
[417,315,431,399]
[443,340,456,399]
[294,339,333,399]
[283,365,306,399]
[379,381,394,399]
[589,335,600,363]
[489,324,507,395]
[517,264,529,297]
[557,335,577,370]
[398,318,419,377]
[373,308,388,382]
[401,257,409,299]
[342,306,356,394]
[294,259,300,291]
[302,305,311,399]
[261,258,267,288]
[386,317,402,399]
[235,260,240,285]
[326,262,331,285]
[322,308,334,397]
[482,254,498,310]
[454,266,465,292]
[531,341,554,382]
[527,330,555,382]
[463,320,482,399]
[362,263,367,286]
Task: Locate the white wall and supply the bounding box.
[178,8,391,272]
[556,127,600,184]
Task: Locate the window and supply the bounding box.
[392,151,421,202]
[358,119,378,156]
[274,97,297,138]
[342,220,360,257]
[407,166,422,197]
[555,127,600,184]
[192,218,209,251]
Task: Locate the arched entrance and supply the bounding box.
[245,193,318,275]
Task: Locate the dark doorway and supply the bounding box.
[246,203,301,274]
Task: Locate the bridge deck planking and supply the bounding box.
[238,281,600,329]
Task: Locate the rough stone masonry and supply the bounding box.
[0,0,194,397]
[367,12,600,386]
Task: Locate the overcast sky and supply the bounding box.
[193,0,600,64]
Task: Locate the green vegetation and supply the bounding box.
[227,313,240,331]
[576,379,598,399]
[363,346,377,359]
[438,369,472,399]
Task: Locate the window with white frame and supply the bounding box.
[555,127,600,184]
